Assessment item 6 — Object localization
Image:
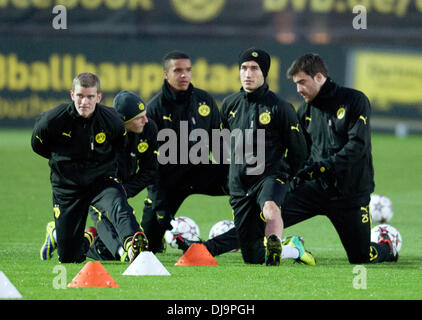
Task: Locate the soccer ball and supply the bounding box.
[371,224,402,253]
[369,194,393,223]
[208,220,235,239]
[164,216,200,248]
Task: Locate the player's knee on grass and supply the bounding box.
[57,242,87,263]
[348,256,370,264]
[345,244,372,264]
[239,238,265,264]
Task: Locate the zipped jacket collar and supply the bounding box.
[311,77,338,110]
[162,80,194,103]
[66,102,96,124]
[240,82,269,102]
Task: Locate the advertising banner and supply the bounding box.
[1,0,421,35]
[0,36,348,126]
[347,50,422,118]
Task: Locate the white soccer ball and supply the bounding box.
[164,216,200,248]
[369,194,393,223]
[371,224,402,253]
[209,220,235,239]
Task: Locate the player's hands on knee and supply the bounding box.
[296,160,333,181]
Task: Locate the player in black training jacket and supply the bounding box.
[220,48,308,266]
[35,73,147,263]
[141,50,230,253]
[87,90,159,261]
[284,53,398,263]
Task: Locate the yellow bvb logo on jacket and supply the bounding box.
[138,141,149,153]
[259,112,271,125]
[95,132,106,144]
[337,107,346,119]
[198,104,210,117]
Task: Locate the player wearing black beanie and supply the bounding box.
[238,47,271,78]
[221,48,308,266]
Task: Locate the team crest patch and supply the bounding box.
[138,101,145,111]
[337,107,346,119]
[252,51,259,58]
[95,132,106,144]
[259,112,271,125]
[138,141,149,153]
[198,104,210,117]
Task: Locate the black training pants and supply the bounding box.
[229,176,288,264]
[206,179,391,263]
[282,180,389,263]
[53,176,138,263]
[141,166,229,253]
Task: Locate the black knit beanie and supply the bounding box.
[113,90,146,123]
[238,47,271,78]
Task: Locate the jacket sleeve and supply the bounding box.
[31,113,51,159]
[328,92,372,173]
[112,117,128,155]
[146,99,161,127]
[296,102,312,157]
[218,99,232,165]
[279,103,308,175]
[123,124,159,198]
[219,98,229,130]
[208,97,225,164]
[209,97,221,130]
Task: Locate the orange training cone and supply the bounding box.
[68,261,119,288]
[175,243,219,266]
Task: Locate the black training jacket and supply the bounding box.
[118,120,159,198]
[297,78,375,204]
[31,102,127,188]
[221,83,308,196]
[146,80,222,188]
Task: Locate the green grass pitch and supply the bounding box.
[0,129,421,301]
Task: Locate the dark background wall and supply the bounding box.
[1,0,421,132]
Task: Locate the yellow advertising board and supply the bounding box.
[353,51,422,111]
[0,52,280,121]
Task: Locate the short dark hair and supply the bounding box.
[163,50,190,71]
[286,53,329,79]
[72,73,101,92]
